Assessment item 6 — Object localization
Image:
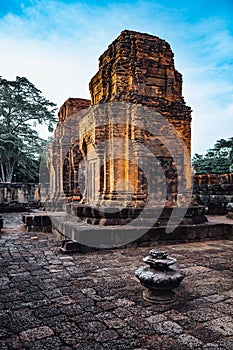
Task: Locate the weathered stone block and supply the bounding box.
[41,216,52,226]
[24,216,34,226]
[186,228,197,241]
[224,224,233,238]
[0,215,3,230]
[60,239,81,253]
[226,212,233,219]
[196,226,209,239]
[208,224,225,238]
[22,213,52,233]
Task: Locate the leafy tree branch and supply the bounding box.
[192,137,233,174]
[0,76,57,182]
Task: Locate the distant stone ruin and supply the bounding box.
[0,183,40,212]
[193,174,233,214]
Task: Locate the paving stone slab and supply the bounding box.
[19,326,54,344]
[0,214,233,349]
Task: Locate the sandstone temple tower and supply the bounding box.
[44,30,192,218]
[90,30,191,153]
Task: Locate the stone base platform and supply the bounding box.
[22,212,53,232]
[68,204,208,226]
[51,215,233,253]
[22,211,233,253]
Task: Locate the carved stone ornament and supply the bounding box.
[135,249,185,304]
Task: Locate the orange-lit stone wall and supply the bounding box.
[89,30,191,154]
[48,30,192,208]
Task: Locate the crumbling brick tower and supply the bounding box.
[84,30,192,207]
[90,30,191,154]
[49,30,192,212]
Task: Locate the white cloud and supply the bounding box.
[0,0,232,156]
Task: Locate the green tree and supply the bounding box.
[192,137,233,174]
[0,76,57,182]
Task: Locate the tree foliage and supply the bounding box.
[0,76,57,182]
[192,137,233,174]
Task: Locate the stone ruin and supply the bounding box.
[46,30,192,205]
[0,182,40,212]
[40,30,220,248]
[193,174,233,215]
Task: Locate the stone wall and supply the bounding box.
[193,173,233,185]
[43,99,91,210]
[193,174,233,214]
[0,183,40,212]
[58,98,91,123]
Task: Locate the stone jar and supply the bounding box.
[135,249,185,304]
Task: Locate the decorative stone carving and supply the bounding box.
[90,30,191,154]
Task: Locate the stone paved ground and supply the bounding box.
[0,214,233,349]
[1,212,26,228]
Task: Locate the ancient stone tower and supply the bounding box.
[90,30,191,153]
[46,30,192,212]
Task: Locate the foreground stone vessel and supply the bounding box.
[135,249,185,304]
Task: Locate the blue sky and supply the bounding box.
[0,0,233,156]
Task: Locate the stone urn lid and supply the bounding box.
[143,249,176,270]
